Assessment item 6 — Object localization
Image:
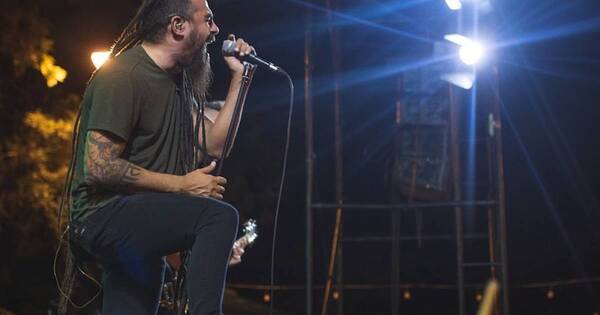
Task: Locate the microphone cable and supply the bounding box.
[269,69,294,315]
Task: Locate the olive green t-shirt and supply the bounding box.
[71,45,188,221]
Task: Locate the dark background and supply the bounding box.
[1,0,600,314]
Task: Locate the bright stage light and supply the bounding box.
[444,34,472,47]
[91,51,111,69]
[440,72,475,90]
[445,0,462,10]
[459,42,483,65]
[444,34,485,66]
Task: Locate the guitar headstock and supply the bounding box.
[242,219,258,245]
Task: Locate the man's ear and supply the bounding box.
[169,16,186,37]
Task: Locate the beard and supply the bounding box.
[186,44,213,102]
[176,27,214,102]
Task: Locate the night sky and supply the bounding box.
[5,0,600,314]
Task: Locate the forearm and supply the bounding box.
[206,72,243,157]
[86,158,182,193]
[84,130,182,193]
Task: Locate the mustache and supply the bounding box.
[206,33,217,45]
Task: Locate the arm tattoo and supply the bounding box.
[121,164,142,184]
[85,131,142,190]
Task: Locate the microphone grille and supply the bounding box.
[222,40,236,56]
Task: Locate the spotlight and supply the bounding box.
[444,34,485,66]
[459,43,483,65]
[445,0,462,10]
[440,72,475,90]
[91,51,111,69]
[444,34,473,47]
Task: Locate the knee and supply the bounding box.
[213,201,239,231]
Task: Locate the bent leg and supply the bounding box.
[89,192,239,315]
[186,201,239,315]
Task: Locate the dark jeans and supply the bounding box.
[76,192,239,315]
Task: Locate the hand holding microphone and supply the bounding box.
[222,34,284,73]
[222,34,254,74]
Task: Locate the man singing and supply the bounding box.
[68,0,253,314]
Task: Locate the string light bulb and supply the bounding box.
[546,288,555,300]
[403,290,412,300]
[475,291,483,302]
[263,293,271,303]
[332,290,340,301]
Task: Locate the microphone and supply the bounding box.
[222,40,283,73]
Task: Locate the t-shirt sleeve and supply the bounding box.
[87,71,140,142]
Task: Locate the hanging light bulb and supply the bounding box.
[403,290,412,300]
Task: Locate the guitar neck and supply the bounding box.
[237,234,251,248]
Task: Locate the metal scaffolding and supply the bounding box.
[303,3,509,315]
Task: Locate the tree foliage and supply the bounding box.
[0,0,78,312]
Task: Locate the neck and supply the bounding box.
[141,41,183,75]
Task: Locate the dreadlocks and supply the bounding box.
[111,0,195,57]
[57,1,212,312]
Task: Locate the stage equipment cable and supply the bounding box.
[269,69,294,315]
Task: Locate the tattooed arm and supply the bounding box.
[84,130,227,198]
